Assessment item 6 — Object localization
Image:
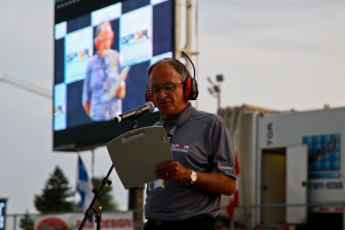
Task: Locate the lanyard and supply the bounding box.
[167,124,177,142]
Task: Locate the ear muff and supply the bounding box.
[145,85,156,105]
[184,76,199,100]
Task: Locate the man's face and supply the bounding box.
[149,64,189,121]
[97,24,113,58]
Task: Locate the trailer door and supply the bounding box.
[286,145,308,224]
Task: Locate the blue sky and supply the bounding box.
[0,0,344,215]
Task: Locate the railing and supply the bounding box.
[4,213,25,230]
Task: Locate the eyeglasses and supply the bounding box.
[149,82,185,96]
[98,37,112,44]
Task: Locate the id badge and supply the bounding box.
[147,179,164,193]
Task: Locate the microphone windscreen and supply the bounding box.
[146,101,155,112]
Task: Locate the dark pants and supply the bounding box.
[143,216,214,230]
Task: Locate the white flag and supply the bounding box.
[76,155,94,220]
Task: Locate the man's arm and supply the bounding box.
[83,102,90,115]
[83,61,92,117]
[109,66,130,99]
[193,170,236,196]
[155,161,236,196]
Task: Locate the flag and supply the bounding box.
[227,145,240,219]
[76,155,94,221]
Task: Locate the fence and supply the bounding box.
[5,203,345,230]
[4,214,25,230]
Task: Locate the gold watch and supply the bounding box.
[189,170,197,184]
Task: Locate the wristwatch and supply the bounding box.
[189,170,197,184]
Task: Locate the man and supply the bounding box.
[83,21,130,121]
[143,58,237,230]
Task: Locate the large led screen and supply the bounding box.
[53,0,175,151]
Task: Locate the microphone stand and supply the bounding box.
[128,107,145,130]
[78,165,113,230]
[78,117,141,230]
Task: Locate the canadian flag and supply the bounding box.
[227,145,240,219]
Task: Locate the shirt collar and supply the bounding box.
[157,103,195,126]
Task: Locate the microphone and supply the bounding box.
[114,102,155,122]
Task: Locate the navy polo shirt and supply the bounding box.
[144,103,236,221]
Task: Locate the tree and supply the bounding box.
[91,176,118,211]
[34,165,75,213]
[19,210,34,230]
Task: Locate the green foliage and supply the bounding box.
[34,165,75,213]
[19,210,34,230]
[91,176,118,211]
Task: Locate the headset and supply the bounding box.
[145,51,199,105]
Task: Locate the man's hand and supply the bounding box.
[155,161,236,196]
[83,102,90,115]
[155,162,190,183]
[116,81,126,99]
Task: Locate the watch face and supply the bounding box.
[191,171,197,182]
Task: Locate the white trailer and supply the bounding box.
[218,105,345,229]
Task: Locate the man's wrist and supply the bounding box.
[187,170,197,185]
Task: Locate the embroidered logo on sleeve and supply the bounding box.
[171,144,189,153]
[218,163,234,170]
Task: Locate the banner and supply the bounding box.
[34,212,133,230]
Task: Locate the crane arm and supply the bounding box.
[0,74,52,99]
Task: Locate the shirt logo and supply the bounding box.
[171,144,189,153]
[218,163,233,170]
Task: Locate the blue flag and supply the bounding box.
[76,155,94,221]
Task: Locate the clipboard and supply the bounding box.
[106,126,173,189]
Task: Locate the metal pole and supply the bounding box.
[194,0,199,109]
[184,0,193,71]
[13,214,17,230]
[175,0,181,59]
[91,149,95,178]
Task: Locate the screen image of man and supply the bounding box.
[143,58,237,230]
[83,21,130,121]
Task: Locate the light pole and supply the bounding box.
[207,74,224,110]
